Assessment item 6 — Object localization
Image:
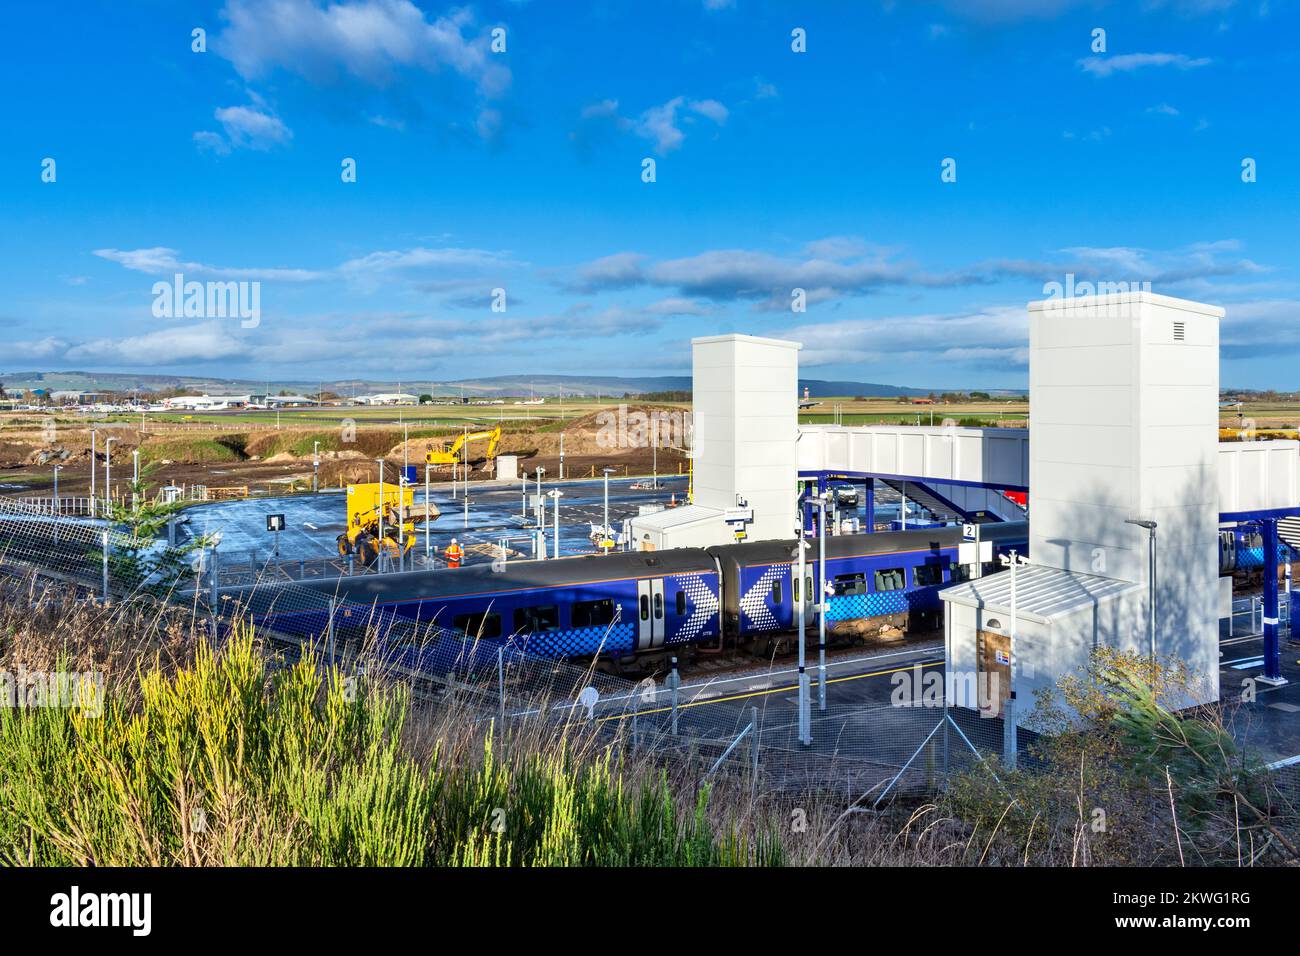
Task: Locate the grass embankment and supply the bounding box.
[2,583,1298,867]
[138,436,245,465]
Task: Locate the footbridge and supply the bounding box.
[799,423,1300,680]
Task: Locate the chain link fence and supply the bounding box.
[0,491,1198,805]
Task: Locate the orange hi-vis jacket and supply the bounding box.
[444,543,465,567]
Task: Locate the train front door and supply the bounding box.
[636,577,666,650]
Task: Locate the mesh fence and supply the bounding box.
[0,492,1079,801]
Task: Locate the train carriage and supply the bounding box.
[227,548,722,670]
[707,522,1029,649]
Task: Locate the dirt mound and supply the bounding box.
[501,404,690,458]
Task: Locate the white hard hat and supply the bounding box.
[451,537,458,543]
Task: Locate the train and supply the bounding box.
[225,521,1031,672]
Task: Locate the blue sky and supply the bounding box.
[1,0,1296,389]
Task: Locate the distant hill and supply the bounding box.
[0,369,1025,398]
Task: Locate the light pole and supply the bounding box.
[104,436,117,509]
[794,538,812,746]
[1125,518,1158,684]
[376,458,386,573]
[997,548,1030,769]
[535,467,545,528]
[313,440,320,493]
[132,449,140,510]
[815,492,829,711]
[548,489,563,559]
[602,466,616,552]
[424,463,432,563]
[52,464,61,542]
[89,429,97,517]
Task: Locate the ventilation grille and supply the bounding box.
[1173,321,1186,341]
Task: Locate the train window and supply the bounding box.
[873,567,906,591]
[913,564,944,587]
[452,611,501,640]
[772,580,783,604]
[675,590,687,616]
[951,563,974,583]
[833,573,867,596]
[653,591,664,620]
[513,605,560,633]
[639,594,650,621]
[572,599,616,628]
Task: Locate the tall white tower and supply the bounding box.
[692,334,801,543]
[1028,291,1221,701]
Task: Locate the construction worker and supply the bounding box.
[444,538,464,569]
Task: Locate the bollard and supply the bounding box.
[669,657,680,735]
[497,645,506,726]
[327,597,336,668]
[100,530,110,603]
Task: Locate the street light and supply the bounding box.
[103,436,117,509]
[792,538,813,746]
[813,492,829,712]
[1125,518,1159,683]
[424,463,432,563]
[534,467,546,529]
[89,429,97,517]
[602,466,617,552]
[547,489,564,560]
[132,449,140,510]
[997,548,1031,770]
[376,458,386,573]
[313,440,320,493]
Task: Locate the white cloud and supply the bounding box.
[64,323,250,366]
[1078,52,1212,77]
[93,247,324,282]
[215,0,509,97]
[635,96,728,153]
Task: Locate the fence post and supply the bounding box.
[497,645,506,726]
[327,596,336,668]
[100,530,109,603]
[208,545,221,643]
[669,656,680,735]
[750,705,759,797]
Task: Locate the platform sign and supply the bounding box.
[266,514,286,532]
[958,540,992,565]
[962,522,978,541]
[403,465,418,485]
[724,507,753,524]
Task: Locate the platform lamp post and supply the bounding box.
[376,458,386,574]
[534,467,546,529]
[793,538,813,746]
[602,466,616,553]
[89,429,97,517]
[52,464,61,545]
[997,548,1030,770]
[814,492,829,711]
[312,441,320,493]
[424,463,432,563]
[1124,518,1158,686]
[548,489,564,560]
[103,436,117,511]
[132,449,140,510]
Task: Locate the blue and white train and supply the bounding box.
[230,521,1029,671]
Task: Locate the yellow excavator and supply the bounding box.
[426,426,502,467]
[337,482,440,566]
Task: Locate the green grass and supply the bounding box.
[137,437,245,464]
[0,632,782,867]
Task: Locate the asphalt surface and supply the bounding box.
[177,474,692,567]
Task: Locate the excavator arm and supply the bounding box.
[426,426,502,465]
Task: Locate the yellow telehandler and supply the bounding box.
[336,482,440,567]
